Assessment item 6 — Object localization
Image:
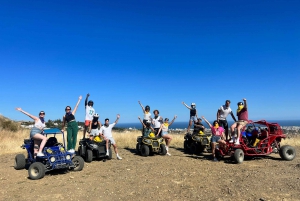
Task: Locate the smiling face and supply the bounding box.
[39,111,45,117]
[225,100,231,107]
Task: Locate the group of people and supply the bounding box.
[16,93,122,160]
[138,98,249,161]
[16,95,248,162]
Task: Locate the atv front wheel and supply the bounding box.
[107,148,112,160]
[141,145,150,157]
[136,143,141,154]
[160,144,167,155]
[28,162,45,180]
[279,145,296,161]
[14,154,26,170]
[72,156,84,171]
[233,149,244,164]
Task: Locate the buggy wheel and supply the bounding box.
[279,145,296,161]
[184,140,188,152]
[107,148,112,160]
[141,145,150,157]
[85,149,93,163]
[136,143,141,154]
[14,154,26,170]
[28,162,45,180]
[72,156,84,171]
[160,144,167,155]
[233,149,244,164]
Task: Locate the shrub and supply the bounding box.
[1,120,19,132]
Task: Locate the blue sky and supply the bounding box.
[0,0,299,123]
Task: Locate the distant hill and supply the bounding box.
[0,114,20,131]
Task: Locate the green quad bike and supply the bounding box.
[184,132,212,154]
[136,136,167,157]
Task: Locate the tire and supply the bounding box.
[14,154,26,170]
[28,162,45,180]
[72,156,84,171]
[78,146,83,157]
[233,149,244,164]
[136,143,141,154]
[215,149,223,160]
[141,144,150,157]
[184,141,188,151]
[160,144,167,155]
[107,148,112,160]
[279,145,296,161]
[85,149,93,163]
[190,143,198,155]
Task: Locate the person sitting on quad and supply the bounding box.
[99,114,122,160]
[202,116,226,162]
[182,102,198,133]
[152,110,163,137]
[138,117,155,137]
[157,115,177,156]
[138,101,151,133]
[83,93,95,139]
[230,98,248,145]
[16,108,48,157]
[217,100,237,140]
[88,113,102,141]
[193,118,205,135]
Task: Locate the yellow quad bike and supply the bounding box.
[136,133,167,157]
[184,130,212,154]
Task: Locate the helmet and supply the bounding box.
[191,103,196,108]
[93,113,99,118]
[149,132,155,138]
[145,105,150,111]
[88,100,94,106]
[94,136,102,142]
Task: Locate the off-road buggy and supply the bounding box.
[14,128,84,180]
[77,137,112,162]
[184,131,212,154]
[215,120,296,164]
[136,136,167,157]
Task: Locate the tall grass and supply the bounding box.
[0,128,299,155]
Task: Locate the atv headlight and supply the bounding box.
[46,148,53,154]
[50,156,56,162]
[194,136,201,142]
[66,155,71,160]
[59,147,65,152]
[158,138,163,143]
[145,139,152,144]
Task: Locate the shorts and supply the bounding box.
[30,127,43,138]
[237,120,248,127]
[106,137,116,145]
[190,116,197,122]
[85,120,91,127]
[218,119,228,130]
[211,135,221,143]
[90,129,99,136]
[161,131,168,136]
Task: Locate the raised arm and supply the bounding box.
[138,101,145,113]
[243,98,247,109]
[182,102,191,110]
[168,115,177,127]
[201,116,212,128]
[230,112,237,122]
[15,108,39,121]
[85,93,90,107]
[72,95,82,115]
[115,114,120,124]
[217,110,220,121]
[61,115,66,132]
[157,124,163,137]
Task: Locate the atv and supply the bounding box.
[136,136,167,157]
[184,131,212,154]
[77,137,112,162]
[14,128,84,180]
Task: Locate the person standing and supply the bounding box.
[182,102,198,133]
[138,101,151,133]
[61,95,82,153]
[83,93,95,138]
[152,110,163,137]
[158,115,177,156]
[99,114,122,160]
[217,100,237,140]
[16,108,47,157]
[230,98,248,145]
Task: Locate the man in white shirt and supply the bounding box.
[83,93,95,138]
[99,114,122,160]
[152,110,163,137]
[217,100,237,140]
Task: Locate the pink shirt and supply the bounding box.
[238,108,248,121]
[210,126,224,136]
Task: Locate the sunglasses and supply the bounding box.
[39,113,45,115]
[65,108,71,111]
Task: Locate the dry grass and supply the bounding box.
[0,128,299,155]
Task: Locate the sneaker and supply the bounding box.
[106,152,109,156]
[37,152,44,157]
[234,141,240,145]
[68,149,75,153]
[213,157,218,162]
[166,152,171,156]
[229,137,235,143]
[117,155,122,160]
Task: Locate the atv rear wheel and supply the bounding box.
[72,156,84,171]
[190,143,198,155]
[183,141,188,152]
[28,162,45,180]
[14,154,26,170]
[85,149,93,163]
[136,143,140,154]
[107,148,112,160]
[233,149,244,164]
[279,145,296,161]
[141,145,150,157]
[78,146,83,157]
[160,144,167,155]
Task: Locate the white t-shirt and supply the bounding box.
[99,123,115,138]
[143,112,151,120]
[218,105,232,120]
[35,119,45,130]
[85,106,95,121]
[152,116,163,128]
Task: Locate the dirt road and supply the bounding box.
[1,147,299,201]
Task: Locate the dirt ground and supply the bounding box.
[0,146,300,201]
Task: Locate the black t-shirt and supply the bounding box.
[65,113,75,123]
[190,108,196,117]
[193,122,204,134]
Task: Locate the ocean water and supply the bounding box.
[116,120,300,129]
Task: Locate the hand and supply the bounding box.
[138,100,140,104]
[87,93,90,97]
[79,95,82,100]
[61,129,64,132]
[174,115,177,119]
[16,107,22,111]
[243,98,246,101]
[117,114,120,119]
[138,116,141,119]
[182,101,184,104]
[201,116,205,119]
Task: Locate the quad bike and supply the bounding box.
[215,120,296,164]
[136,136,167,157]
[184,131,212,154]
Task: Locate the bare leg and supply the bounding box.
[112,144,118,154]
[33,133,47,153]
[187,120,192,133]
[236,124,243,143]
[211,142,216,157]
[163,135,172,147]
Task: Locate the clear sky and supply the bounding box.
[0,0,299,123]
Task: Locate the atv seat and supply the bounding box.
[45,137,58,147]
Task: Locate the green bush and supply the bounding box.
[1,120,20,132]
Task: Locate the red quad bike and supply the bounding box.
[215,120,296,164]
